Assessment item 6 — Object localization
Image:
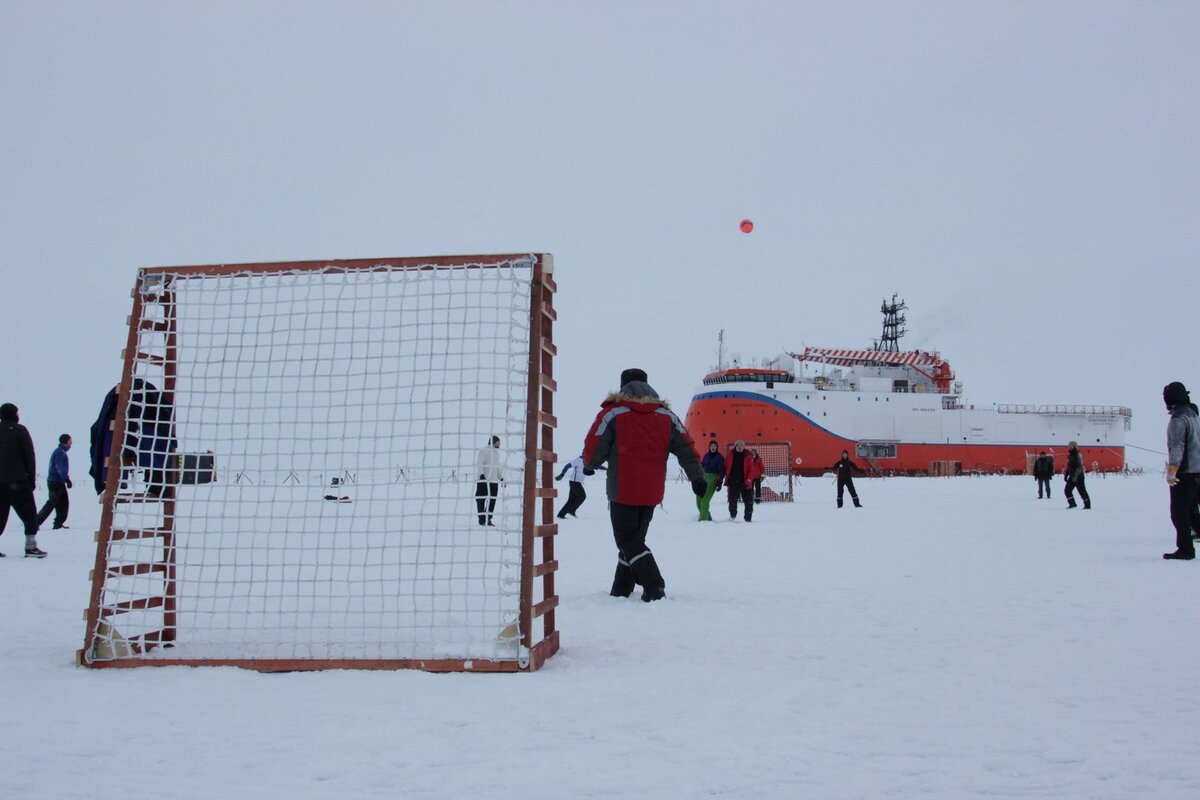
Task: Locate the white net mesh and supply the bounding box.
[89,257,538,664]
[750,443,793,502]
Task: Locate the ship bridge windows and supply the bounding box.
[703,371,796,386]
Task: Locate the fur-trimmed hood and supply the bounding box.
[603,380,671,408]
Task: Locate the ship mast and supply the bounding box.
[873,293,907,353]
[717,328,725,370]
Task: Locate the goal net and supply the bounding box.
[80,254,559,672]
[726,442,793,502]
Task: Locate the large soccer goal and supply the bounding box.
[79,254,560,672]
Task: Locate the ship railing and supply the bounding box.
[996,404,1133,417]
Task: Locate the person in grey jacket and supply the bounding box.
[1064,441,1090,509]
[1162,382,1200,560]
[1033,451,1055,499]
[0,403,47,558]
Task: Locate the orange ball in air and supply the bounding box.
[739,219,754,233]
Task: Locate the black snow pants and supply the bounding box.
[1169,474,1199,555]
[475,480,498,525]
[728,484,754,521]
[0,481,39,542]
[608,502,664,596]
[37,480,70,528]
[557,481,586,518]
[837,476,859,507]
[1065,476,1090,507]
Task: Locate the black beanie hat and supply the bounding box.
[620,368,648,387]
[0,403,17,422]
[1164,381,1190,408]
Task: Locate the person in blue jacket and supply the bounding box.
[37,434,73,529]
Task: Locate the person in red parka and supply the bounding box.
[582,368,706,601]
[724,440,763,522]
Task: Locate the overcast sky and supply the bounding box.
[2,1,1196,469]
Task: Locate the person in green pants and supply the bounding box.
[697,440,726,521]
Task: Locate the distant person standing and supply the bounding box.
[555,455,600,519]
[1162,382,1200,560]
[826,450,865,508]
[1033,451,1055,499]
[583,367,706,601]
[476,435,502,526]
[37,434,73,529]
[0,403,47,558]
[1064,441,1090,509]
[750,449,765,504]
[725,440,762,522]
[697,440,725,521]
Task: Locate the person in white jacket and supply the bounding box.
[476,436,503,526]
[555,455,603,519]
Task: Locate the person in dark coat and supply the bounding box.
[89,380,177,497]
[36,433,73,529]
[1064,441,1090,509]
[826,450,865,508]
[1162,382,1200,560]
[0,403,47,558]
[697,440,725,521]
[1033,451,1055,499]
[582,368,706,601]
[724,440,763,522]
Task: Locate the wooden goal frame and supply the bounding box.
[78,253,559,672]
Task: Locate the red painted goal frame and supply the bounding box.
[78,254,560,672]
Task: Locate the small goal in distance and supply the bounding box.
[79,253,559,672]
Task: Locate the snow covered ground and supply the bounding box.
[2,472,1197,799]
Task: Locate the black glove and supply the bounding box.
[691,478,708,497]
[583,466,595,476]
[67,479,73,489]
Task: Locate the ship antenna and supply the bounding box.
[717,328,725,370]
[878,293,907,353]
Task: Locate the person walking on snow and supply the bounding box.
[37,434,73,529]
[582,368,706,602]
[0,403,47,558]
[476,435,503,526]
[1162,382,1200,560]
[555,455,600,519]
[1033,451,1055,499]
[826,450,865,508]
[725,440,763,522]
[1064,441,1090,509]
[696,440,725,521]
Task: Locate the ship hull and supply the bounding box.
[684,388,1127,476]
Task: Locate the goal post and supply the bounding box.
[79,253,559,672]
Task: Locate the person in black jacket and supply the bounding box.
[0,403,47,558]
[1064,441,1090,509]
[1033,451,1054,499]
[826,450,865,508]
